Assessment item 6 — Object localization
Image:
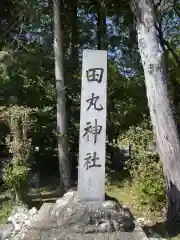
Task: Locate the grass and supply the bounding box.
[0,198,14,223]
[106,180,180,240]
[0,185,13,223]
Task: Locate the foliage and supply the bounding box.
[119,120,166,211]
[135,161,166,211]
[0,105,35,201]
[107,62,148,142]
[119,119,154,173]
[3,164,29,191]
[0,198,14,224]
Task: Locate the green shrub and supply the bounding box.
[3,162,29,201]
[135,160,166,211]
[119,119,166,211]
[1,105,35,202]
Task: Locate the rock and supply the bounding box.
[0,224,13,240]
[119,217,134,231]
[56,191,77,208]
[102,201,115,209]
[14,222,23,232]
[98,222,111,232]
[84,225,98,234]
[7,204,38,238]
[66,208,72,213]
[28,207,37,217]
[31,203,54,229]
[16,228,41,240]
[24,220,31,227]
[10,212,26,232]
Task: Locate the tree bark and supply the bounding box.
[154,7,180,112]
[96,0,107,50]
[134,0,180,222]
[71,0,78,74]
[53,0,71,190]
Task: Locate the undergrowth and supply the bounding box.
[118,119,166,212]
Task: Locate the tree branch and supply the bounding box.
[164,40,180,67]
[155,23,180,67]
[173,0,180,17]
[154,0,163,8]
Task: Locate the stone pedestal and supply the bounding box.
[18,191,148,240]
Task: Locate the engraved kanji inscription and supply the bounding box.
[84,152,102,170]
[83,119,102,144]
[86,93,103,111]
[86,68,104,83]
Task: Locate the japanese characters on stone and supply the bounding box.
[83,68,104,171]
[78,50,107,202]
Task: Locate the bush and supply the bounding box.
[135,161,166,211]
[3,163,29,201]
[0,105,35,202]
[3,163,29,190]
[119,119,166,211]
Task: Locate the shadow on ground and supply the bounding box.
[143,221,180,239]
[105,192,135,232]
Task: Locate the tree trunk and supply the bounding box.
[53,0,71,190]
[154,12,180,114]
[69,0,79,178]
[71,0,78,74]
[96,1,107,50]
[97,9,102,50]
[15,190,20,202]
[134,0,180,222]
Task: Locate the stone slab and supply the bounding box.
[21,223,148,240]
[78,49,107,202]
[31,203,54,229]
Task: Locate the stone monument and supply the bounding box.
[77,49,107,202]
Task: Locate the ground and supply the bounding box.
[107,182,180,240]
[0,177,180,240]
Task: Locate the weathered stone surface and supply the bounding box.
[78,50,107,202]
[39,225,148,240]
[19,191,148,240]
[16,228,41,240]
[31,203,54,229]
[0,223,13,240]
[6,204,38,239]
